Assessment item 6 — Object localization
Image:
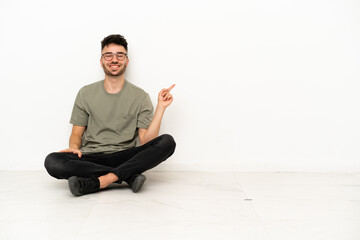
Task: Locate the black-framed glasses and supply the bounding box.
[102,52,127,61]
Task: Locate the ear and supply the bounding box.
[100,58,103,68]
[126,57,129,67]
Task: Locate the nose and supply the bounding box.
[110,56,119,63]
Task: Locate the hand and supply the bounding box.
[158,84,175,109]
[59,148,82,158]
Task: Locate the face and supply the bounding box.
[100,43,129,77]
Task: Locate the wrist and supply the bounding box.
[156,104,166,112]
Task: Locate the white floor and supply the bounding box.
[0,171,359,240]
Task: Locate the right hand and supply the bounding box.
[59,148,82,158]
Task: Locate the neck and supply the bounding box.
[104,75,125,94]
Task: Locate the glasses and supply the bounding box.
[102,52,127,61]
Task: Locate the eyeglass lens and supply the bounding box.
[103,52,126,61]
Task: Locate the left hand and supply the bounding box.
[158,84,175,109]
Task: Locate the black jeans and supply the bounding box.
[44,134,176,182]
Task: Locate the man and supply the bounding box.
[44,34,176,197]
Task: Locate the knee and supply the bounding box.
[158,134,176,154]
[44,152,65,179]
[44,153,54,171]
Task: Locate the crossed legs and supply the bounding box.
[44,134,176,195]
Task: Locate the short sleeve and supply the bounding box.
[70,89,89,126]
[137,94,153,129]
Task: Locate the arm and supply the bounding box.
[138,84,175,145]
[59,125,86,158]
[138,105,165,145]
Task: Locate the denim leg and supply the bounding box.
[110,134,176,181]
[44,134,176,181]
[44,152,113,179]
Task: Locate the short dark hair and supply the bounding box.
[101,34,128,52]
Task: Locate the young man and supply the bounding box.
[44,34,176,197]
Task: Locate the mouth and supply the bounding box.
[109,64,120,70]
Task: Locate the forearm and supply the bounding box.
[69,134,82,150]
[140,84,174,145]
[142,104,166,144]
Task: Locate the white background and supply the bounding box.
[1,0,359,171]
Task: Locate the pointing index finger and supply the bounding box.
[167,84,175,92]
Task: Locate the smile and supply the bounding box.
[110,65,120,69]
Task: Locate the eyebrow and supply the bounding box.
[103,52,126,54]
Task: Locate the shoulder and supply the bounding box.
[80,80,103,92]
[125,80,149,97]
[78,80,103,95]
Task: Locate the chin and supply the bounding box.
[104,66,126,77]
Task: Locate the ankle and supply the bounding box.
[98,173,119,189]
